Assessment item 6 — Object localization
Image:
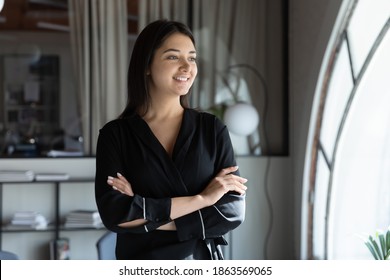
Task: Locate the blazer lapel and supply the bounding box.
[172,109,197,169]
[127,113,191,196]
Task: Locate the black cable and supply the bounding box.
[263,154,272,259]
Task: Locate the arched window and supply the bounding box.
[303,0,390,259]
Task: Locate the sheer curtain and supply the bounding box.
[68,0,128,155]
[139,0,266,155]
[139,0,189,28]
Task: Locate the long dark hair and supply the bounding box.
[118,19,196,119]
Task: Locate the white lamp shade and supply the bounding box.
[0,0,4,12]
[223,103,259,136]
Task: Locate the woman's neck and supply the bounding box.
[143,98,184,121]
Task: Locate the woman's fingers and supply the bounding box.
[200,166,249,206]
[216,165,239,177]
[107,176,123,192]
[229,173,248,184]
[216,166,247,183]
[107,173,134,196]
[214,167,248,195]
[224,178,247,195]
[116,172,129,183]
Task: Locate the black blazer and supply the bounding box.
[95,108,245,259]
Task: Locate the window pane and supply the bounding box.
[0,34,82,157]
[328,29,390,259]
[312,150,330,259]
[347,0,390,75]
[320,40,353,161]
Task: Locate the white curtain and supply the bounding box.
[139,0,189,30]
[68,0,128,155]
[139,0,266,155]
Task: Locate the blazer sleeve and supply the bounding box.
[174,119,246,241]
[95,122,172,233]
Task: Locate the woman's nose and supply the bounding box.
[179,59,190,71]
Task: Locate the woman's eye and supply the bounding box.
[166,56,196,62]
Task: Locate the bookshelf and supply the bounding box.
[0,177,106,259]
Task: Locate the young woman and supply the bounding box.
[95,19,247,260]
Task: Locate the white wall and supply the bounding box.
[231,156,291,259]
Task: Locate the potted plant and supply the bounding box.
[364,226,390,260]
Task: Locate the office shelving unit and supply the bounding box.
[0,178,105,259]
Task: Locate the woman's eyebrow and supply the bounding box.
[163,48,196,54]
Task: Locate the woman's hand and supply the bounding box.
[107,173,134,196]
[199,166,247,207]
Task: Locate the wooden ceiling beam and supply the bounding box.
[0,0,138,33]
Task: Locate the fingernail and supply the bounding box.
[117,172,122,177]
[107,179,113,184]
[108,176,114,180]
[112,186,118,190]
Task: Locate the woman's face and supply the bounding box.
[148,32,197,99]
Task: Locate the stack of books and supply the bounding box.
[47,150,84,157]
[34,173,70,181]
[0,170,35,182]
[10,211,49,230]
[64,210,103,229]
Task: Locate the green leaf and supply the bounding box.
[386,229,390,255]
[378,232,387,259]
[206,104,227,121]
[386,249,390,260]
[369,235,384,260]
[365,240,380,260]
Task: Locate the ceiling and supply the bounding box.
[0,0,138,33]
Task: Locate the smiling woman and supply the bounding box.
[95,19,247,260]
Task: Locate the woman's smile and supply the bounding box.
[173,76,190,82]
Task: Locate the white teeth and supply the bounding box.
[174,76,188,81]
